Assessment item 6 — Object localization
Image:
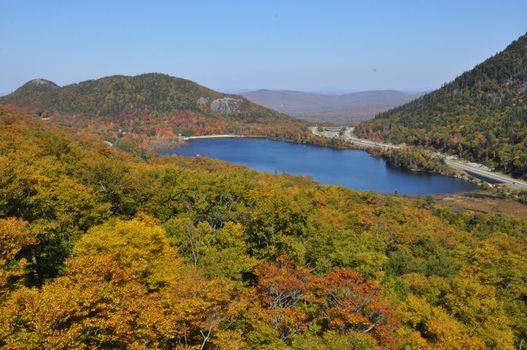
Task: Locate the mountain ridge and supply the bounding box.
[241,89,423,124]
[0,73,314,148]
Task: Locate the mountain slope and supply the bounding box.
[0,73,311,147]
[242,89,422,124]
[356,33,527,178]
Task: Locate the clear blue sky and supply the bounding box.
[1,0,526,94]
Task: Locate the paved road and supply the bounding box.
[342,127,398,150]
[445,159,527,190]
[312,126,527,190]
[311,126,397,149]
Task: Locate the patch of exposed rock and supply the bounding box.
[197,97,208,106]
[210,97,244,115]
[27,79,60,88]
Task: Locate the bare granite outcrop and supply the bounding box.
[210,97,244,114]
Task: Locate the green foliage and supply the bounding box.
[0,106,526,348]
[357,33,527,179]
[292,330,379,350]
[0,73,313,148]
[383,147,451,174]
[165,218,258,280]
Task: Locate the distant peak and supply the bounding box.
[25,78,60,88]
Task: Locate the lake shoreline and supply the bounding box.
[182,134,265,140]
[155,133,515,192]
[165,134,484,186]
[160,137,479,195]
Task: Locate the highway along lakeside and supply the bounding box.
[311,126,527,191]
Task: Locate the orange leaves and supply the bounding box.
[255,257,312,341]
[255,257,399,348]
[320,269,399,347]
[63,255,128,285]
[257,256,310,308]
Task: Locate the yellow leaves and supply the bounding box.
[401,273,449,304]
[292,330,380,350]
[0,218,36,295]
[63,255,127,284]
[398,294,486,350]
[210,329,245,350]
[208,221,243,248]
[399,281,516,349]
[74,217,183,290]
[0,224,248,349]
[443,275,514,349]
[425,310,486,350]
[0,286,42,348]
[0,262,149,349]
[398,294,432,328]
[395,327,430,350]
[444,275,498,323]
[0,218,34,264]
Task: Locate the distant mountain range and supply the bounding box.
[0,73,313,148]
[241,89,423,124]
[356,32,527,179]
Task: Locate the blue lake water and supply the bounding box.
[160,138,478,195]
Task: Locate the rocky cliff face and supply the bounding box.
[210,97,245,114]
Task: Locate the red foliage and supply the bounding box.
[255,257,399,348]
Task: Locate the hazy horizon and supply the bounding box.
[1,79,429,97]
[1,0,526,94]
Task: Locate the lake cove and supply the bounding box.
[160,138,478,195]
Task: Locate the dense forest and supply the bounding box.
[1,105,526,349]
[356,33,527,179]
[0,74,314,148]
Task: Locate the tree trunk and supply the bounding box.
[31,249,40,285]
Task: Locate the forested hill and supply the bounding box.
[0,73,311,148]
[1,105,527,348]
[356,33,527,179]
